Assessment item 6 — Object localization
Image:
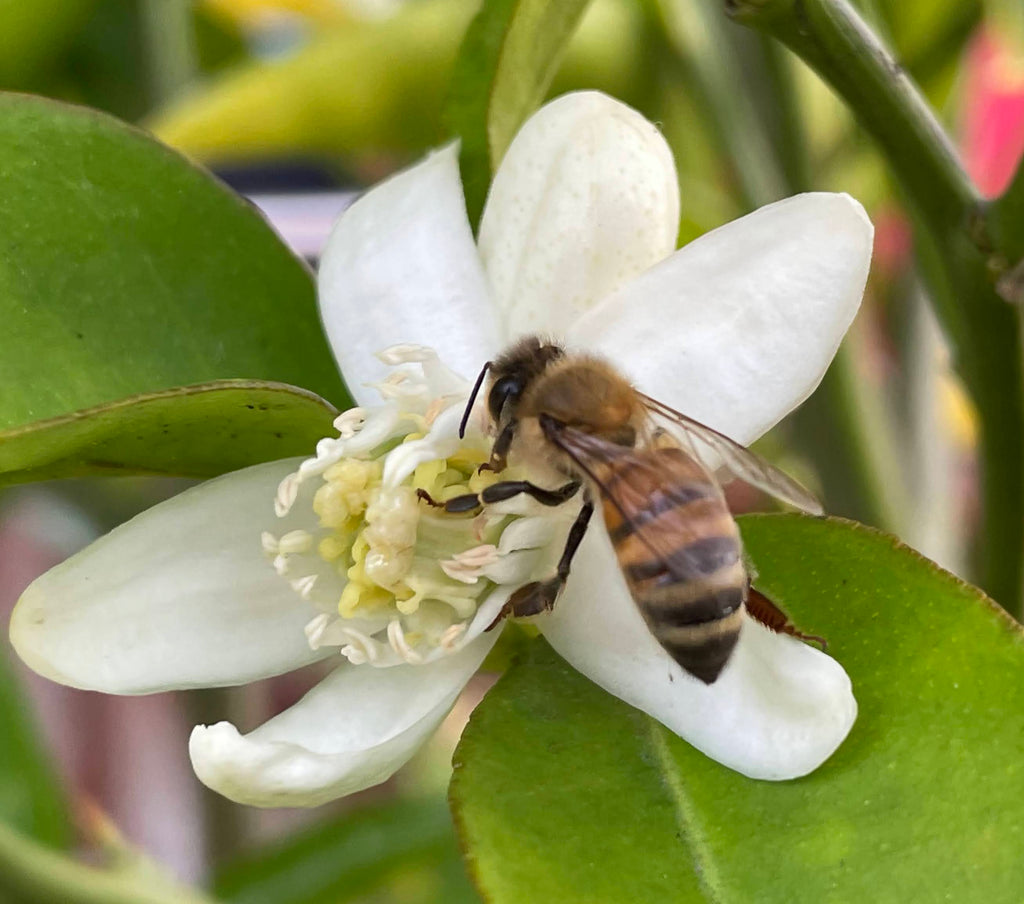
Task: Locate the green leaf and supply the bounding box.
[0,93,350,442]
[451,515,1024,902]
[446,0,593,227]
[215,797,478,904]
[0,648,69,847]
[0,381,336,486]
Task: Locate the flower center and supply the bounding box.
[263,346,559,667]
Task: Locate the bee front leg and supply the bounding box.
[417,478,581,516]
[478,420,516,474]
[501,498,594,621]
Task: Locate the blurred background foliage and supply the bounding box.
[0,0,1022,901]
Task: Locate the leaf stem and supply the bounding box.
[140,0,198,107]
[992,157,1024,301]
[727,0,978,233]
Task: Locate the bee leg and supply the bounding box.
[478,420,516,474]
[415,489,483,514]
[504,499,594,619]
[418,479,580,515]
[480,478,581,507]
[745,586,828,652]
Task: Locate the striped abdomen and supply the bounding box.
[599,447,746,684]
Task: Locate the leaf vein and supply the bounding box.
[644,718,726,904]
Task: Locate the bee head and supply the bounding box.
[487,373,525,422]
[487,336,565,423]
[459,336,565,440]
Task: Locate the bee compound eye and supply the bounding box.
[488,375,523,420]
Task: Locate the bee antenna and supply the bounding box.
[460,361,492,439]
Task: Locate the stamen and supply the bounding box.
[439,623,467,650]
[341,626,382,664]
[341,645,368,665]
[279,530,313,555]
[387,619,424,664]
[369,373,429,402]
[333,407,367,438]
[261,531,279,555]
[304,613,331,649]
[268,347,562,670]
[440,544,500,583]
[274,473,300,517]
[290,574,318,599]
[377,344,435,365]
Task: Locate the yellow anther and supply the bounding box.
[412,458,446,493]
[347,558,367,585]
[338,581,363,617]
[318,535,348,562]
[392,583,414,602]
[350,533,369,564]
[469,467,502,494]
[447,446,490,467]
[313,482,350,528]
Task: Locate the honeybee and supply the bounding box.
[420,336,824,684]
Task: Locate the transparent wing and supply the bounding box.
[638,393,823,516]
[545,421,726,578]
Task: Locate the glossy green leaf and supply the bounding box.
[446,0,593,227]
[215,797,478,904]
[451,515,1024,903]
[0,648,69,847]
[0,381,336,486]
[0,93,349,442]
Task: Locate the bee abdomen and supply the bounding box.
[611,481,747,683]
[632,548,747,684]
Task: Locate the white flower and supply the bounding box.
[9,91,872,808]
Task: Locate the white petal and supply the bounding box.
[478,91,680,338]
[568,193,873,443]
[536,527,856,780]
[318,144,500,402]
[189,632,495,807]
[10,460,327,694]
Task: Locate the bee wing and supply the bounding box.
[544,420,724,577]
[638,393,823,516]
